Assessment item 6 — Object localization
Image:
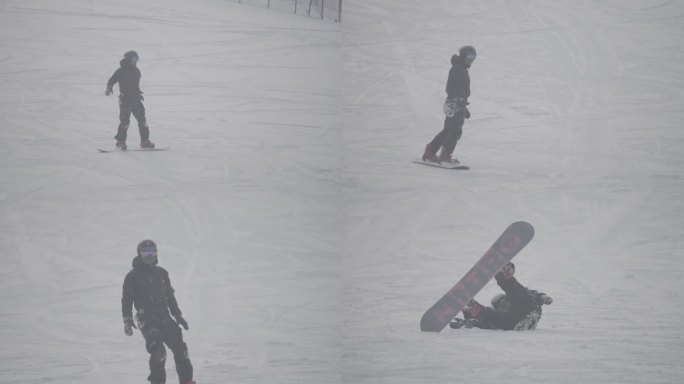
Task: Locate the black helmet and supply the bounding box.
[137,239,157,255]
[459,45,477,65]
[459,45,476,58]
[137,239,157,265]
[123,50,139,60]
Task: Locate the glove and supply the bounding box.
[175,315,189,331]
[105,87,113,96]
[443,99,461,118]
[529,290,553,305]
[123,317,136,336]
[464,107,470,119]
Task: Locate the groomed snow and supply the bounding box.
[1,0,683,383]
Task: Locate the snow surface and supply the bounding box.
[1,0,683,383]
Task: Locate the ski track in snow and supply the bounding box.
[1,0,684,383]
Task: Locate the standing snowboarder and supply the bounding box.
[122,240,195,384]
[106,51,155,150]
[453,262,553,330]
[422,45,476,165]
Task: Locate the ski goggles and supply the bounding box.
[139,249,157,258]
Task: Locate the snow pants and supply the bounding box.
[427,111,465,156]
[115,96,149,142]
[136,313,193,384]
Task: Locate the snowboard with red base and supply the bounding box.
[420,221,535,332]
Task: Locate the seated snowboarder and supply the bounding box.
[451,262,553,330]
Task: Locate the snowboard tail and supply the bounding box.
[420,221,535,332]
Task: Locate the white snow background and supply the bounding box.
[1,0,683,383]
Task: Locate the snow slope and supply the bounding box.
[342,1,684,383]
[1,0,341,383]
[1,0,683,383]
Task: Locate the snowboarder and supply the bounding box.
[122,239,195,384]
[106,50,155,150]
[454,262,553,330]
[422,45,476,165]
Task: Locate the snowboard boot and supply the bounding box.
[462,299,485,320]
[438,147,459,165]
[499,262,515,280]
[115,139,127,151]
[450,317,480,329]
[140,139,155,149]
[422,143,439,163]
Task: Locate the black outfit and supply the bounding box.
[427,54,471,156]
[122,256,193,384]
[474,273,546,330]
[107,59,150,143]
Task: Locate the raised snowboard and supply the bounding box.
[97,147,169,153]
[420,221,535,332]
[413,158,469,170]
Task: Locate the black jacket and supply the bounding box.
[494,273,538,329]
[445,54,471,102]
[107,59,143,100]
[121,256,182,321]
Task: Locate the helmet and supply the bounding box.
[491,293,511,311]
[459,45,477,65]
[459,45,476,58]
[137,239,157,254]
[123,50,139,61]
[137,239,157,265]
